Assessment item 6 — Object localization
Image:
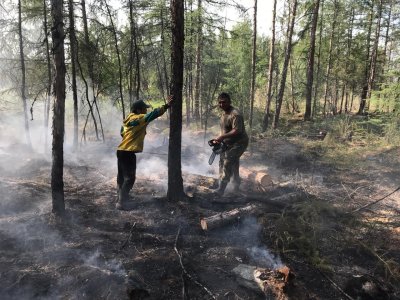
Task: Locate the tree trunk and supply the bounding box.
[357,2,374,115]
[51,0,66,215]
[312,0,324,117]
[366,0,383,104]
[68,0,78,150]
[105,0,125,119]
[383,0,392,71]
[18,0,31,148]
[81,0,100,139]
[289,58,296,113]
[262,0,276,131]
[273,0,297,129]
[339,84,345,114]
[43,0,52,152]
[344,6,354,113]
[193,0,202,124]
[127,0,141,103]
[168,0,185,201]
[161,3,170,95]
[322,0,338,116]
[304,0,320,121]
[128,0,134,105]
[249,0,257,135]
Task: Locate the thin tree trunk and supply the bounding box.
[304,0,320,121]
[184,0,193,127]
[350,87,354,111]
[105,0,125,118]
[262,0,276,131]
[249,0,257,134]
[75,38,99,142]
[168,0,185,201]
[161,3,170,95]
[323,0,338,116]
[128,0,134,105]
[344,6,354,113]
[129,0,141,101]
[68,0,78,150]
[289,58,296,113]
[366,0,383,104]
[133,19,140,99]
[344,89,349,113]
[273,0,297,129]
[383,0,392,70]
[339,83,345,114]
[18,0,31,147]
[81,0,100,139]
[357,2,374,114]
[51,0,66,215]
[204,20,226,143]
[193,0,202,124]
[43,0,52,151]
[312,0,324,117]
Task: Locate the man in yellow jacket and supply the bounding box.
[116,96,172,210]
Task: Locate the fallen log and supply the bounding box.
[240,167,274,189]
[200,192,304,230]
[200,204,257,231]
[245,192,305,209]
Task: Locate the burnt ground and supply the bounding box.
[0,133,399,300]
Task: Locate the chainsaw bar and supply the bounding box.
[208,151,216,165]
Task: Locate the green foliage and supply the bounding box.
[220,20,253,110]
[383,114,400,145]
[266,198,342,270]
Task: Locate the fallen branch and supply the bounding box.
[351,186,400,213]
[200,204,257,231]
[318,270,355,300]
[119,222,136,251]
[174,228,216,299]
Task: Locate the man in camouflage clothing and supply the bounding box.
[211,92,249,196]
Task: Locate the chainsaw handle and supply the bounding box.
[208,139,220,147]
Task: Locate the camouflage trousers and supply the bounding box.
[219,141,248,187]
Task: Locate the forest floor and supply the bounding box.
[0,117,399,300]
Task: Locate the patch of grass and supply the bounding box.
[262,198,400,289]
[262,198,344,271]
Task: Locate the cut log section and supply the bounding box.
[240,168,274,189]
[200,204,257,231]
[255,172,274,187]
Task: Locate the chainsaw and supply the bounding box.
[208,140,227,165]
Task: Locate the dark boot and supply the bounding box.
[232,184,240,193]
[116,189,136,211]
[215,181,228,196]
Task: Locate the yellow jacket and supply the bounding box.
[117,105,167,152]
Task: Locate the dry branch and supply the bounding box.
[119,222,136,251]
[246,192,304,208]
[174,228,216,299]
[351,186,400,213]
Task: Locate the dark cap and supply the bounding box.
[131,100,150,112]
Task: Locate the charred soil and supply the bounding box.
[0,133,399,299]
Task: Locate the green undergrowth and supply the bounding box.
[260,197,400,288]
[266,113,400,169]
